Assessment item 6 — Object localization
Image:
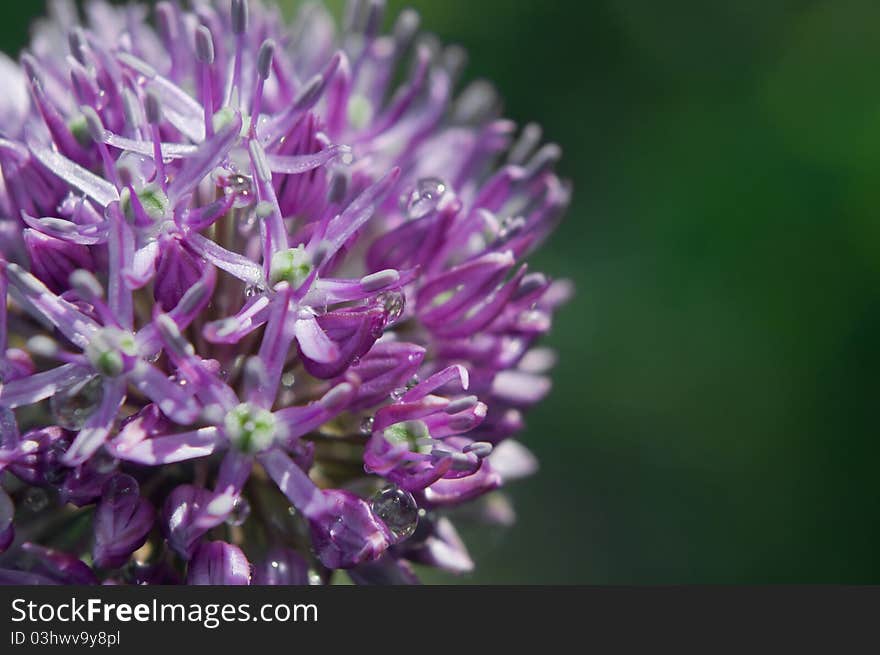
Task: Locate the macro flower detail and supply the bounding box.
[0,0,571,585]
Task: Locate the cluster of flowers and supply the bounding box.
[0,0,570,584]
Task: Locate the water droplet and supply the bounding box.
[371,485,419,540]
[287,506,297,517]
[43,438,69,485]
[390,387,406,402]
[0,407,16,444]
[307,569,323,586]
[123,559,152,584]
[226,173,255,208]
[359,416,375,435]
[281,371,296,388]
[405,374,420,391]
[497,215,526,242]
[376,290,405,325]
[23,487,50,512]
[105,475,138,500]
[50,376,104,430]
[350,356,361,368]
[226,497,251,526]
[244,284,261,299]
[92,449,118,474]
[402,177,446,219]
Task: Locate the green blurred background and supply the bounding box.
[5,0,880,583]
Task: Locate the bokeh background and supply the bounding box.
[4,0,879,583]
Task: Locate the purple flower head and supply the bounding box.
[0,0,570,584]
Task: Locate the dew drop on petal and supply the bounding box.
[0,407,16,443]
[105,475,138,499]
[359,416,374,435]
[389,387,406,402]
[497,215,526,242]
[281,371,296,388]
[307,569,323,586]
[227,174,255,208]
[50,376,104,430]
[377,290,405,325]
[371,485,419,540]
[23,487,49,512]
[402,177,446,220]
[92,449,118,474]
[43,439,69,485]
[226,497,251,526]
[123,559,152,585]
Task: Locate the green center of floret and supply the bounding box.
[84,328,138,378]
[383,420,431,453]
[269,245,313,288]
[68,114,91,148]
[224,403,277,453]
[347,94,374,130]
[120,183,170,222]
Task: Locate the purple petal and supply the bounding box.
[19,543,97,585]
[297,307,385,379]
[193,450,253,530]
[423,461,501,506]
[162,484,212,560]
[203,294,271,344]
[349,556,420,585]
[153,235,205,311]
[23,229,93,294]
[127,362,201,425]
[0,364,91,409]
[252,547,310,585]
[321,167,401,261]
[405,517,474,573]
[273,381,357,442]
[93,474,155,569]
[7,426,68,486]
[402,365,469,402]
[294,314,340,365]
[187,232,264,286]
[167,112,242,205]
[28,140,119,207]
[123,241,159,290]
[116,52,206,142]
[490,369,551,407]
[21,212,107,245]
[267,144,351,174]
[187,541,251,585]
[5,263,100,350]
[116,426,220,466]
[62,379,126,466]
[307,490,393,570]
[0,487,13,553]
[488,439,539,481]
[343,340,425,411]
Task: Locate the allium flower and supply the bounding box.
[0,0,571,585]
